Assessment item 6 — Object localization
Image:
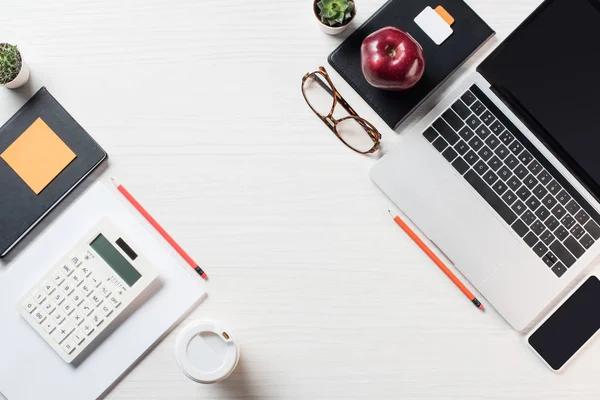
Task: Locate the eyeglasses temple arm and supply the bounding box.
[314,76,358,116]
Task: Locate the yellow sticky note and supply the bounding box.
[1,118,76,194]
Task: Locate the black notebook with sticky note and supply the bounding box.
[0,88,107,256]
[328,0,494,129]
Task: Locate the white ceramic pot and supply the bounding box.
[314,1,356,36]
[318,21,351,35]
[2,59,30,89]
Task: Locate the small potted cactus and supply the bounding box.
[314,0,356,35]
[0,43,30,89]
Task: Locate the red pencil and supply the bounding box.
[389,210,483,311]
[111,178,207,280]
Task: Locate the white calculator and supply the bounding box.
[18,217,159,363]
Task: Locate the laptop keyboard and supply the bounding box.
[422,85,600,278]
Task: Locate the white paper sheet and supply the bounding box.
[0,181,206,400]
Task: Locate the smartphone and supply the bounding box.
[526,275,600,372]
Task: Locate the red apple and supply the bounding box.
[361,26,425,91]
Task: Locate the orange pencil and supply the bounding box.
[112,178,207,280]
[389,210,483,311]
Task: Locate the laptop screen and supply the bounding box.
[479,0,600,198]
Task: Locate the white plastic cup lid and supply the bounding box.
[175,320,240,384]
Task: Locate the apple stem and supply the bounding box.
[385,45,396,58]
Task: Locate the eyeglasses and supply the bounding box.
[302,66,381,154]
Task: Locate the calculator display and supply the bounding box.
[90,234,141,286]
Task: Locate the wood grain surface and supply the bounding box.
[2,0,600,398]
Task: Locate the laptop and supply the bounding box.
[370,0,600,330]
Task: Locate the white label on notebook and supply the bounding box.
[414,6,453,46]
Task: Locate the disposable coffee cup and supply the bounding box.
[175,320,240,384]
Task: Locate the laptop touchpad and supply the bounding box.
[433,176,522,286]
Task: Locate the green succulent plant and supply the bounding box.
[317,0,355,27]
[0,43,22,85]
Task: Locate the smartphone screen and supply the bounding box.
[528,276,600,370]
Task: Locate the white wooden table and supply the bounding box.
[3,0,600,398]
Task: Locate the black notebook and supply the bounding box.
[0,88,107,256]
[328,0,494,129]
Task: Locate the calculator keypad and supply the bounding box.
[43,282,56,295]
[23,299,36,313]
[43,320,56,334]
[52,274,64,285]
[18,252,125,363]
[43,302,56,314]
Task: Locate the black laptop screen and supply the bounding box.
[478,0,600,198]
